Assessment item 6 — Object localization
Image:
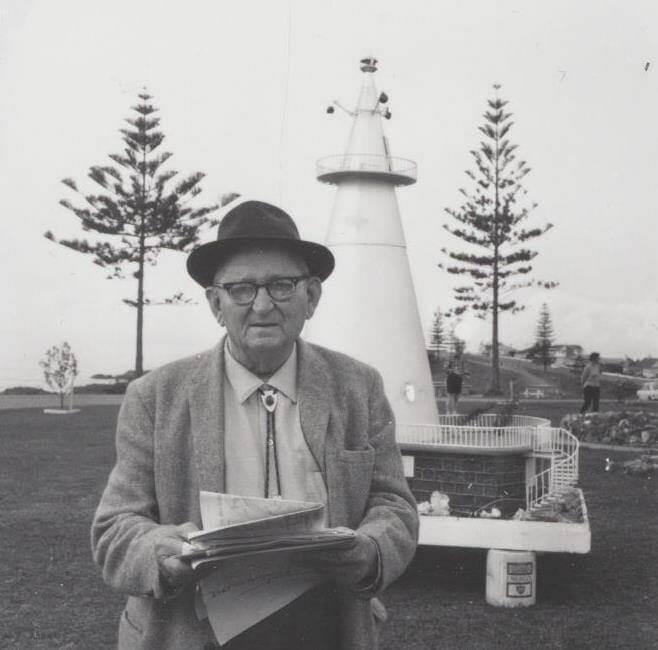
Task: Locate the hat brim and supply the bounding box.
[187,237,335,287]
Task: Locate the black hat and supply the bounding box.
[187,200,335,287]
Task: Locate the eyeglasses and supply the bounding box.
[212,276,309,305]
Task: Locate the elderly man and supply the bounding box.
[92,200,419,650]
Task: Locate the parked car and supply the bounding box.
[522,387,545,399]
[637,381,658,401]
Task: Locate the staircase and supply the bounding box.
[526,427,580,512]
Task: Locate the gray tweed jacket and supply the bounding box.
[91,337,418,650]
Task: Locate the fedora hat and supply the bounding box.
[187,200,335,287]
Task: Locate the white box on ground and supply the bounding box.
[486,549,536,607]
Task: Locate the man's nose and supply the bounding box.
[251,285,275,312]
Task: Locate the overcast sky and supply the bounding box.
[1,0,657,388]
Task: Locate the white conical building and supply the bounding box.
[307,56,439,427]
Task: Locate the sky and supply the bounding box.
[1,0,657,389]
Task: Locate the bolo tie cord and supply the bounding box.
[260,387,281,499]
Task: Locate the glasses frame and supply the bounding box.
[211,275,310,305]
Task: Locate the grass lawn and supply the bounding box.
[1,405,656,649]
[0,406,124,649]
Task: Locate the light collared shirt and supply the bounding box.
[582,362,601,387]
[223,342,328,516]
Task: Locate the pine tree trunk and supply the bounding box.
[135,260,144,377]
[491,293,500,393]
[135,145,147,378]
[490,118,501,395]
[135,226,146,377]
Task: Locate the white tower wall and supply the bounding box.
[307,58,439,427]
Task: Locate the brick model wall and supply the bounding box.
[404,450,526,517]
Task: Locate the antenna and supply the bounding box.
[325,100,354,117]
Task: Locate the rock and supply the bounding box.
[567,411,658,447]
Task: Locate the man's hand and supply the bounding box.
[296,528,379,588]
[155,522,200,590]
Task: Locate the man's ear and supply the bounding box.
[304,277,322,320]
[205,287,225,326]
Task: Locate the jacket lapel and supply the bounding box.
[297,339,329,476]
[188,340,226,494]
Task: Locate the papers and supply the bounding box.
[183,530,356,566]
[182,492,354,568]
[197,491,325,531]
[189,492,354,645]
[199,552,324,645]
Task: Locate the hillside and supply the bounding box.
[431,354,643,399]
[430,354,529,396]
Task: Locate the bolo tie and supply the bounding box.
[258,385,281,499]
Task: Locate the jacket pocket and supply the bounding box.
[337,448,375,526]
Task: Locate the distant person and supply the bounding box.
[446,352,466,414]
[580,352,601,413]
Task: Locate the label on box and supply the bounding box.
[506,581,533,598]
[507,562,533,575]
[506,561,533,598]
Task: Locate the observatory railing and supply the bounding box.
[397,414,550,450]
[397,415,579,511]
[316,154,417,182]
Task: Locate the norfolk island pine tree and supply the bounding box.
[528,302,556,372]
[439,85,557,394]
[428,308,446,362]
[46,91,223,376]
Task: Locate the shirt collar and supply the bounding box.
[224,342,298,404]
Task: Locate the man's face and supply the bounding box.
[206,246,322,372]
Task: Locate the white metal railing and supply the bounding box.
[397,414,550,450]
[316,154,417,182]
[526,427,579,510]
